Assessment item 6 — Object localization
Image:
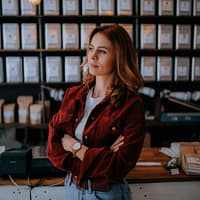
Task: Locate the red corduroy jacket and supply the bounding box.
[47,85,146,191]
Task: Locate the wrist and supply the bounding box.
[71,141,82,157]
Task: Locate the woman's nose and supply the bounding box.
[91,50,97,60]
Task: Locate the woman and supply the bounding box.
[47,24,146,200]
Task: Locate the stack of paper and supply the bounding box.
[180,142,200,175]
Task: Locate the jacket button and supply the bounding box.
[112,126,117,131]
[75,118,78,122]
[91,116,95,120]
[84,135,88,140]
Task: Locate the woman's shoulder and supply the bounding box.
[63,84,87,98]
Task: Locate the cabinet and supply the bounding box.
[0,0,200,149]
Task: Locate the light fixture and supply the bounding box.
[28,0,42,6]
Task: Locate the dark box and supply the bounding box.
[0,148,32,176]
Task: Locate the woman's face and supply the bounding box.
[87,32,116,78]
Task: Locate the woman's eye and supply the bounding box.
[88,47,94,52]
[99,50,106,54]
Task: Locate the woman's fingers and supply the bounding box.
[110,135,124,152]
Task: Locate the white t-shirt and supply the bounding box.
[75,88,104,142]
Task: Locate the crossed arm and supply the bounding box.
[61,134,124,161]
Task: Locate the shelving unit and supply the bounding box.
[0,0,200,148]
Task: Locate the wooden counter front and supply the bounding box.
[1,148,200,186]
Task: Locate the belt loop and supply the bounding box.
[87,179,92,193]
[66,173,72,186]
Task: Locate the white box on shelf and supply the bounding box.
[6,57,22,83]
[45,56,62,82]
[174,57,190,81]
[3,23,19,49]
[20,0,36,16]
[158,24,173,49]
[140,0,155,15]
[0,58,3,83]
[117,0,132,16]
[23,57,40,83]
[62,23,79,49]
[2,0,18,16]
[194,25,200,49]
[157,56,173,81]
[193,0,200,16]
[21,23,37,49]
[0,25,1,49]
[158,0,174,15]
[64,56,81,82]
[82,0,98,15]
[141,24,156,49]
[141,56,156,81]
[191,57,200,81]
[62,0,79,15]
[81,23,96,49]
[43,0,60,15]
[176,24,191,49]
[98,0,115,16]
[176,0,191,16]
[45,23,61,49]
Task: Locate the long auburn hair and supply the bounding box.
[81,24,144,108]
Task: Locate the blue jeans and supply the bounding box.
[64,174,132,200]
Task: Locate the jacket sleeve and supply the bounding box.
[47,89,80,172]
[79,98,146,184]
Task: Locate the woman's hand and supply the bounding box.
[110,135,124,152]
[61,134,77,153]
